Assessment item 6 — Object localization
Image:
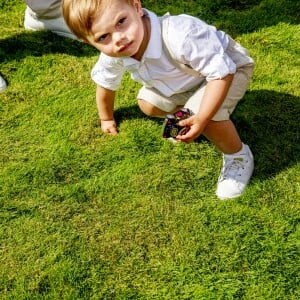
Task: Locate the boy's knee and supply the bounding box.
[137,99,166,117]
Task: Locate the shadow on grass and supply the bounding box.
[114,89,300,179]
[0,31,97,63]
[0,0,298,64]
[204,0,300,35]
[114,105,146,124]
[233,90,300,179]
[144,0,299,35]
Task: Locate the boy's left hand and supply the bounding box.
[176,115,204,143]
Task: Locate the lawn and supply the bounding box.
[0,0,299,299]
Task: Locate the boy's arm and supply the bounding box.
[177,74,234,142]
[96,85,118,135]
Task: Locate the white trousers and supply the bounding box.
[24,1,76,39]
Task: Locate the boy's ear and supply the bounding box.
[133,0,143,16]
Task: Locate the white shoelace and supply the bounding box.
[220,157,247,181]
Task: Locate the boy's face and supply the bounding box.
[86,0,146,59]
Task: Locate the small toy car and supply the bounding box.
[162,108,192,139]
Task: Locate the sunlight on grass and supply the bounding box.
[0,0,299,299]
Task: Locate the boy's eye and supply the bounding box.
[98,34,108,42]
[117,17,126,26]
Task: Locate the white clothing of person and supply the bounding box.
[0,74,7,92]
[24,0,76,39]
[91,9,254,117]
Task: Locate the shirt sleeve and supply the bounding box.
[167,15,236,80]
[91,53,125,91]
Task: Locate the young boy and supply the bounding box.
[62,0,255,199]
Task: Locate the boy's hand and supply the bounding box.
[176,115,204,143]
[101,119,118,135]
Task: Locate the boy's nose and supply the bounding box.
[113,31,126,44]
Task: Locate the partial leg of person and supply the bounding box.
[137,86,189,118]
[184,65,254,199]
[24,0,76,39]
[203,119,242,154]
[138,99,182,117]
[203,119,254,199]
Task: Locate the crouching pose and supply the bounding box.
[62,0,255,199]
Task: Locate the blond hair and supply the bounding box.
[62,0,135,41]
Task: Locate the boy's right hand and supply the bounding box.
[101,119,118,135]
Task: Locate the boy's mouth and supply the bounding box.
[118,41,133,53]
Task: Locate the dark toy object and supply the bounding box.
[162,108,192,139]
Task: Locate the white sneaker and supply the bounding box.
[0,75,7,92]
[216,144,254,199]
[24,7,76,40]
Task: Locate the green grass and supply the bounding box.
[0,0,299,299]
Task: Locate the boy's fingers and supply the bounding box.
[177,127,198,142]
[178,117,192,127]
[102,126,118,135]
[108,127,118,135]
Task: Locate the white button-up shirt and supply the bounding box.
[91,9,237,97]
